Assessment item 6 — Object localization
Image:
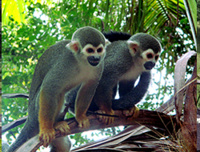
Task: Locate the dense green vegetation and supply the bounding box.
[2,0,196,149]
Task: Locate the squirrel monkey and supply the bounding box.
[102,32,154,110]
[8,26,107,152]
[66,33,161,124]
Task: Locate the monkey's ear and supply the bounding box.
[127,40,140,56]
[105,39,111,46]
[66,41,80,53]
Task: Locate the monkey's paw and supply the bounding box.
[39,128,55,147]
[54,121,70,136]
[97,110,115,125]
[76,116,90,128]
[123,106,140,120]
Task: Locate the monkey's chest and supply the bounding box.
[65,70,95,92]
[74,66,97,82]
[119,65,143,81]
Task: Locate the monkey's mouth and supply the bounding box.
[144,61,155,70]
[87,56,101,66]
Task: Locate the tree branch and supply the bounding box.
[16,109,177,152]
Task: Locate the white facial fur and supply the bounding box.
[82,44,105,56]
[141,49,160,63]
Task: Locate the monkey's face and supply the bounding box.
[66,41,106,66]
[128,33,161,71]
[127,40,160,71]
[141,49,160,70]
[83,44,106,66]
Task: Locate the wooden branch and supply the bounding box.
[2,116,27,133]
[16,109,177,152]
[2,93,29,99]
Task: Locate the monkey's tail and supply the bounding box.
[103,31,131,42]
[112,72,151,110]
[7,119,39,152]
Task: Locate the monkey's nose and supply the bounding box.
[144,61,155,70]
[87,56,101,66]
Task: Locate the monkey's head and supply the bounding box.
[67,26,108,66]
[127,33,161,71]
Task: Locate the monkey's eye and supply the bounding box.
[87,48,95,53]
[155,55,159,61]
[146,53,153,59]
[97,48,103,53]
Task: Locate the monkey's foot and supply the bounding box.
[123,106,140,120]
[39,128,55,147]
[76,116,90,128]
[97,110,115,125]
[54,121,70,136]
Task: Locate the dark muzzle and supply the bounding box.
[144,61,155,70]
[87,56,101,66]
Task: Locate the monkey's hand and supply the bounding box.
[97,109,115,125]
[39,128,55,147]
[76,115,90,128]
[122,106,140,120]
[54,121,70,136]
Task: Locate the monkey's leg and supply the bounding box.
[122,106,140,120]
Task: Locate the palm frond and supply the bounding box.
[144,0,185,34]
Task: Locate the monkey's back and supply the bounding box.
[28,40,72,111]
[102,41,133,81]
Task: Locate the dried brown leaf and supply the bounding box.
[174,51,196,122]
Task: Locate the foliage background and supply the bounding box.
[2,0,196,150]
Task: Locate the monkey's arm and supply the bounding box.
[92,76,118,125]
[75,80,99,128]
[103,32,131,42]
[112,71,151,110]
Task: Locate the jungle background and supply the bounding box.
[2,0,197,151]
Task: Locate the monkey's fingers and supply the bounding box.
[54,121,70,136]
[77,117,90,128]
[97,110,115,125]
[97,110,108,123]
[39,128,55,147]
[106,110,115,125]
[122,106,140,120]
[106,116,114,125]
